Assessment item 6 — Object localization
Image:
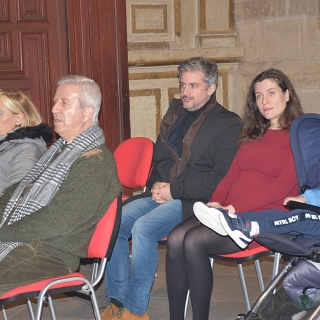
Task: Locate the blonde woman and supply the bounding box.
[0,89,53,196]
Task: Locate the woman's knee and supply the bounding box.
[167,222,191,250]
[183,226,226,255]
[183,229,206,254]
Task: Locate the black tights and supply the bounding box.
[166,215,240,320]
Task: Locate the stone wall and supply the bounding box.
[127,0,320,140]
[234,0,320,116]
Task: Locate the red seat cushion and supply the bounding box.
[0,272,85,300]
[217,241,272,260]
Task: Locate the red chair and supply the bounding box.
[113,137,154,263]
[0,196,121,320]
[183,241,281,318]
[211,242,281,312]
[113,137,154,198]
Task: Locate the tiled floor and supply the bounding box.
[2,246,279,320]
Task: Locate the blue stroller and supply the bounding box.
[237,113,320,320]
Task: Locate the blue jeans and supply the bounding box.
[105,197,182,314]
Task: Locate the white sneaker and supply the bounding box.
[193,202,227,236]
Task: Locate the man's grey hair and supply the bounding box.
[57,75,101,124]
[178,57,219,88]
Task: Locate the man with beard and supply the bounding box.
[99,57,241,320]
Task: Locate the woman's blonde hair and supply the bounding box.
[0,89,42,128]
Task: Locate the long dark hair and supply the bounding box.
[238,68,303,144]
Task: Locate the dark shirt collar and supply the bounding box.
[186,95,213,119]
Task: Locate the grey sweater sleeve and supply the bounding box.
[0,143,44,197]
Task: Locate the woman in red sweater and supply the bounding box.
[166,68,304,320]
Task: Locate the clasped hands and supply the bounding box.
[151,182,173,204]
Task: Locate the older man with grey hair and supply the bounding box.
[0,75,121,295]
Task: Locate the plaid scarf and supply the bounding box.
[0,124,105,261]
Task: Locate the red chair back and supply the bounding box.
[113,137,153,189]
[0,196,121,320]
[87,196,120,259]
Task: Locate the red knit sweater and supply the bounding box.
[210,129,298,213]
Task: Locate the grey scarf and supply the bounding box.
[0,124,105,261]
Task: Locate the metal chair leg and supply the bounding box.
[47,295,57,320]
[1,306,8,320]
[272,252,281,278]
[237,262,251,312]
[254,259,265,292]
[26,298,36,320]
[184,290,190,319]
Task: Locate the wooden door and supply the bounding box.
[66,0,130,151]
[0,0,130,151]
[0,0,68,126]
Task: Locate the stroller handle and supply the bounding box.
[285,200,320,215]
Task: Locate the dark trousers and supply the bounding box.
[242,209,320,239]
[0,241,72,296]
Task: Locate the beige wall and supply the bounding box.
[234,0,320,116]
[127,0,320,140]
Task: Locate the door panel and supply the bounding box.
[0,0,129,151]
[0,0,68,127]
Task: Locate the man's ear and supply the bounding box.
[207,84,216,96]
[84,106,94,122]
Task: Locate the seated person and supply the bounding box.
[194,188,320,310]
[166,68,304,320]
[0,89,53,197]
[100,57,241,320]
[195,187,320,249]
[0,75,121,295]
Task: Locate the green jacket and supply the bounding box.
[0,145,121,270]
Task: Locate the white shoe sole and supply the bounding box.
[193,202,227,236]
[218,214,252,249]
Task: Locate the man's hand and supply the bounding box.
[283,196,306,205]
[151,182,173,204]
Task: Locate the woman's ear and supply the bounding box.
[15,113,24,126]
[285,89,289,102]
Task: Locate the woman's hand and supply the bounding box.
[206,201,222,208]
[225,204,235,214]
[206,202,235,213]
